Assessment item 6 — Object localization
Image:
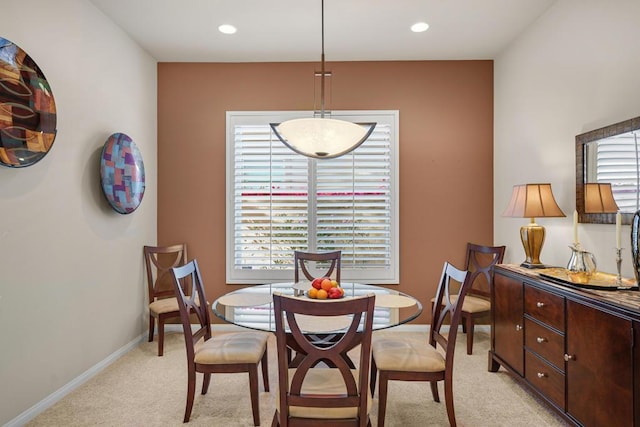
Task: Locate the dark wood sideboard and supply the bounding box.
[490,264,640,427]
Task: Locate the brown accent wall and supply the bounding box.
[158,60,493,324]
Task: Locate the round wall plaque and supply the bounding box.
[0,37,57,167]
[100,133,145,214]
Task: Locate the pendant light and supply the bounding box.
[270,0,376,159]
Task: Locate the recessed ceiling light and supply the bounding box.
[218,24,237,35]
[411,22,429,33]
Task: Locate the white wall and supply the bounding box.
[495,0,640,277]
[0,0,157,424]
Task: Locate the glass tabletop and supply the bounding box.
[211,282,423,333]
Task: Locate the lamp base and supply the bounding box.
[520,220,546,268]
[520,261,547,269]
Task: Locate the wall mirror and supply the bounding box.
[576,115,640,224]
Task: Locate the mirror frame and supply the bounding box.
[576,115,640,225]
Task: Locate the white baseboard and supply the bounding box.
[372,324,490,334]
[383,323,429,332]
[5,334,145,427]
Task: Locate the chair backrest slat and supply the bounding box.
[464,243,505,299]
[430,262,473,359]
[144,244,188,301]
[294,250,341,282]
[171,259,212,355]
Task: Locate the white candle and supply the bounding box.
[616,211,622,249]
[573,210,579,245]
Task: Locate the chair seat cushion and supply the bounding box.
[454,294,490,313]
[372,335,445,372]
[194,332,268,365]
[149,295,204,315]
[278,368,372,420]
[430,294,490,314]
[148,297,180,315]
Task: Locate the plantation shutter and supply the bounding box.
[593,132,640,212]
[231,123,309,273]
[315,124,392,270]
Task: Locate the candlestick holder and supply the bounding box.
[616,248,623,286]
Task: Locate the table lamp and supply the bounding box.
[503,183,566,268]
[584,183,619,213]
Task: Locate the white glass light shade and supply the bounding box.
[270,118,376,159]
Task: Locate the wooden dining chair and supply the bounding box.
[370,262,473,427]
[171,259,270,425]
[143,244,188,356]
[431,243,505,355]
[272,292,376,427]
[458,243,505,355]
[294,250,341,282]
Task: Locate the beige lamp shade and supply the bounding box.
[502,183,566,218]
[503,183,566,269]
[584,183,619,213]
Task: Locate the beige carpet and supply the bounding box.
[27,330,569,427]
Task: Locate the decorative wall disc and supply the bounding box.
[100,133,145,214]
[0,37,57,167]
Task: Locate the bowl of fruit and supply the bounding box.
[307,276,344,300]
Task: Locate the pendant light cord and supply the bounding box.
[320,0,325,118]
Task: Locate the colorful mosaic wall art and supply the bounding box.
[100,133,146,214]
[0,37,57,167]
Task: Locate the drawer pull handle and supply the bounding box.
[515,324,523,331]
[536,302,545,308]
[564,354,575,361]
[537,372,547,378]
[536,337,547,343]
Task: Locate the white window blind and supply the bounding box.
[593,132,640,212]
[226,111,398,284]
[315,135,392,269]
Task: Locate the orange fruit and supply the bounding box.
[308,288,318,299]
[316,289,328,300]
[321,279,333,292]
[320,279,333,292]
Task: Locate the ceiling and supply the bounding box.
[88,0,556,63]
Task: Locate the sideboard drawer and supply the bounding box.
[525,285,565,331]
[524,318,565,369]
[525,350,565,409]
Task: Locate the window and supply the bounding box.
[226,111,399,284]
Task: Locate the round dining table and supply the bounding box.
[211,281,423,334]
